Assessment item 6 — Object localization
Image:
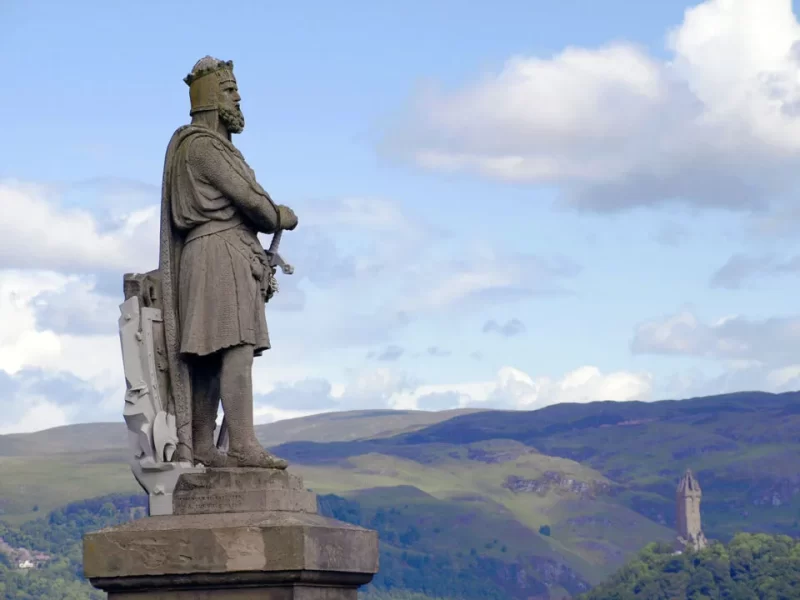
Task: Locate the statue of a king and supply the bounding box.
[159,56,296,470]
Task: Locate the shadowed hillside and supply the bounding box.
[0,408,482,457]
[1,391,799,590]
[271,391,800,542]
[0,408,481,523]
[255,408,485,446]
[0,423,127,457]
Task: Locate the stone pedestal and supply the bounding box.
[83,469,379,599]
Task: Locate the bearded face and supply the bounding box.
[218,80,245,134]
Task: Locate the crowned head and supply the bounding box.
[184,56,245,134]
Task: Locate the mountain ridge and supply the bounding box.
[1,390,798,593]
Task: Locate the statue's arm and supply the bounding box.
[187,136,280,232]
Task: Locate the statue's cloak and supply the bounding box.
[159,125,200,463]
[159,124,275,462]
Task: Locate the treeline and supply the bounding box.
[579,533,800,600]
[0,494,146,600]
[0,492,561,600]
[317,494,585,599]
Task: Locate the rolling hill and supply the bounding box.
[1,391,799,597]
[269,391,800,541]
[0,408,481,457]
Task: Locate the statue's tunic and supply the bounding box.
[164,125,279,358]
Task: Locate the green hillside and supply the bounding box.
[272,391,800,543]
[0,451,140,525]
[0,424,127,457]
[0,492,580,599]
[0,408,478,523]
[297,440,673,581]
[0,409,480,458]
[254,408,485,446]
[2,391,799,597]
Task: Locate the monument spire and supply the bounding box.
[676,468,708,551]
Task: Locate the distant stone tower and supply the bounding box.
[675,469,708,551]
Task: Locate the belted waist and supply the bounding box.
[185,215,244,244]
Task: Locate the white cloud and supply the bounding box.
[0,180,158,273]
[301,197,420,233]
[390,365,652,411]
[0,271,69,375]
[385,0,800,212]
[395,248,579,314]
[254,367,417,421]
[0,399,70,435]
[658,361,800,399]
[631,309,800,366]
[32,277,122,335]
[0,270,121,385]
[254,364,652,419]
[0,182,155,430]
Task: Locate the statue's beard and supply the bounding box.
[219,103,245,134]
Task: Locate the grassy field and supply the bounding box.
[0,435,667,583]
[293,440,673,582]
[3,391,798,588]
[0,450,139,524]
[255,408,485,446]
[0,409,481,457]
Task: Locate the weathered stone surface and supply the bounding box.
[108,586,358,599]
[172,468,317,515]
[83,512,379,581]
[175,487,317,515]
[90,56,377,599]
[119,279,205,515]
[175,468,306,493]
[154,56,298,470]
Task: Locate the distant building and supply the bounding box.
[675,469,708,551]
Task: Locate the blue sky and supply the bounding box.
[3,0,800,433]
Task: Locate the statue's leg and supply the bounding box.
[219,344,287,469]
[190,354,229,467]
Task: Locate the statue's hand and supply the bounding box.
[278,205,298,231]
[265,267,279,302]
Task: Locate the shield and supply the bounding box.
[119,272,203,515]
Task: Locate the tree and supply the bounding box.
[578,533,800,600]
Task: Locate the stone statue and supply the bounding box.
[159,55,297,471]
[120,56,298,512]
[92,56,378,598]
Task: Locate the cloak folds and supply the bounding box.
[159,125,199,463]
[159,125,281,463]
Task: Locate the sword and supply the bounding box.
[266,229,294,275]
[215,228,293,452]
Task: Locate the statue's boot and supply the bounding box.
[193,445,230,468]
[220,344,289,470]
[191,360,229,468]
[192,417,230,467]
[227,444,288,470]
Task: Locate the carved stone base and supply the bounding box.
[173,468,316,515]
[83,511,377,599]
[101,582,363,599]
[83,468,379,598]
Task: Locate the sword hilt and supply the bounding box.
[268,229,283,253]
[265,229,294,275]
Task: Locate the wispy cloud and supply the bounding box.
[483,318,526,337]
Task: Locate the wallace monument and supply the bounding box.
[82,56,379,599]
